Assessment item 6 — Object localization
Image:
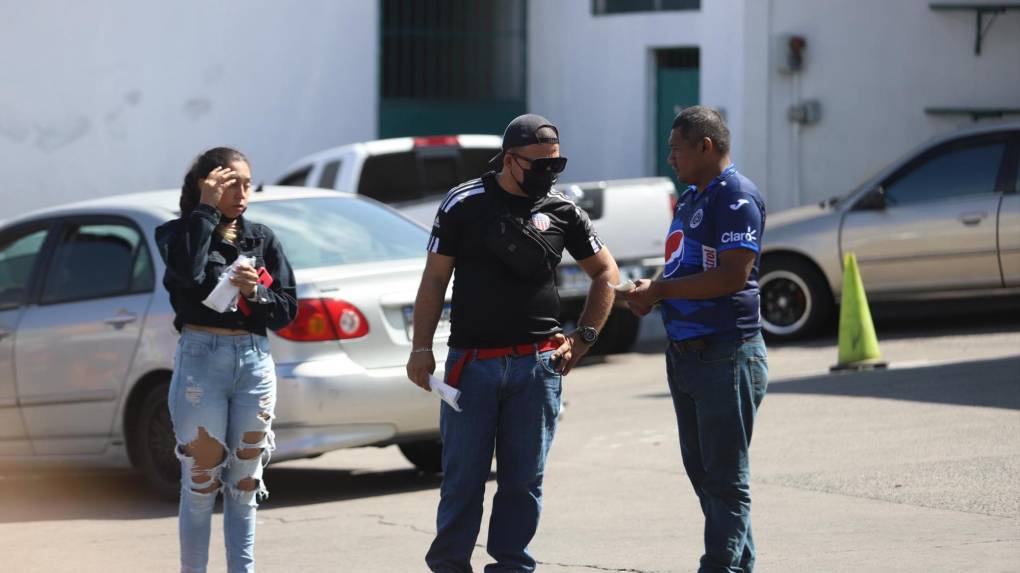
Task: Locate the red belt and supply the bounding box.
[446,338,561,388]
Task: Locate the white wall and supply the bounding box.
[528,0,748,184]
[748,0,1020,211]
[0,1,378,219]
[533,0,1020,212]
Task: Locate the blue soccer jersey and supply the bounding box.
[660,166,767,341]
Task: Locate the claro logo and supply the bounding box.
[720,226,758,244]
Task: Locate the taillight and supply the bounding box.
[276,298,370,341]
[414,135,459,147]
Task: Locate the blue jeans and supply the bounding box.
[168,329,277,573]
[426,347,563,573]
[665,332,768,573]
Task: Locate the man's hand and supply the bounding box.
[549,331,591,376]
[406,351,435,392]
[619,278,657,317]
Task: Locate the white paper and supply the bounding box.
[608,279,636,292]
[429,375,462,412]
[202,255,255,313]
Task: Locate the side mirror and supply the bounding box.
[854,186,886,211]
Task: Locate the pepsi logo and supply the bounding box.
[663,229,685,277]
[531,213,552,232]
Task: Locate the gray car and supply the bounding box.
[0,187,449,497]
[761,122,1020,340]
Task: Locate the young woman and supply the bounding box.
[155,147,297,572]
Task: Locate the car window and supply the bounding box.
[40,223,152,304]
[459,148,499,182]
[319,160,342,189]
[357,151,421,203]
[277,166,312,187]
[0,226,49,308]
[358,147,499,204]
[244,197,429,270]
[883,142,1005,207]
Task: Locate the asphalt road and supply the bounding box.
[1,308,1018,572]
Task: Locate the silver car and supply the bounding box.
[761,121,1020,340]
[0,187,449,497]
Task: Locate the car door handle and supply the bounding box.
[104,313,137,328]
[959,212,987,226]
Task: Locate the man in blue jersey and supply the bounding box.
[623,106,768,573]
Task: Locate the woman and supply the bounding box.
[155,147,297,572]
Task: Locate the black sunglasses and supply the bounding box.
[511,154,568,174]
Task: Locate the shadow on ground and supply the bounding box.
[639,355,1020,410]
[0,459,485,524]
[628,297,1020,354]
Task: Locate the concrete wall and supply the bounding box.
[3,0,1017,219]
[0,1,378,219]
[745,0,1020,211]
[528,0,748,185]
[533,0,1020,211]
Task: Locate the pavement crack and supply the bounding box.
[362,515,660,572]
[258,515,338,525]
[536,562,660,573]
[932,537,1020,549]
[364,513,436,537]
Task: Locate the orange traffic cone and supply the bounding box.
[830,253,887,372]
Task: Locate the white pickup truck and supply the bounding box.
[274,135,675,352]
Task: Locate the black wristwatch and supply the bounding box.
[577,326,599,346]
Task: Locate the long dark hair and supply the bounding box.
[179,147,249,216]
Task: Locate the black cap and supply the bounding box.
[489,114,560,170]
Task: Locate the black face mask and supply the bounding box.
[512,156,559,199]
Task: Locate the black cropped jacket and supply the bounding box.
[154,203,298,335]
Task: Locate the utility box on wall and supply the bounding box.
[788,100,822,125]
[777,34,807,74]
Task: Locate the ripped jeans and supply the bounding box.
[169,328,277,573]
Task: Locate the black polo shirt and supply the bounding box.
[427,172,603,348]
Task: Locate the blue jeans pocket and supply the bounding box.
[748,356,768,399]
[537,350,561,376]
[254,335,271,357]
[181,339,212,358]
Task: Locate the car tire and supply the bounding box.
[133,380,180,501]
[595,307,641,355]
[399,440,443,474]
[760,255,833,342]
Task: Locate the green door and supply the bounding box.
[655,49,700,178]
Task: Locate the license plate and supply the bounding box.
[557,263,651,298]
[403,304,452,341]
[556,265,591,297]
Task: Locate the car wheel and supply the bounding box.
[133,380,180,500]
[760,255,833,341]
[399,440,443,474]
[594,307,641,355]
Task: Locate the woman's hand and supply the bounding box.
[230,263,259,297]
[199,166,237,208]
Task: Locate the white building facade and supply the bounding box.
[2,0,1017,218]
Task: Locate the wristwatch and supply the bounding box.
[577,326,599,346]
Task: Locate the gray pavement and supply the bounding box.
[2,311,1018,572]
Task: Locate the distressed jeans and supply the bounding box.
[168,329,277,573]
[666,332,768,573]
[426,347,563,573]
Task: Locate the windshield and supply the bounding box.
[244,196,429,270]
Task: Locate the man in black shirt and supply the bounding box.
[407,114,619,572]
